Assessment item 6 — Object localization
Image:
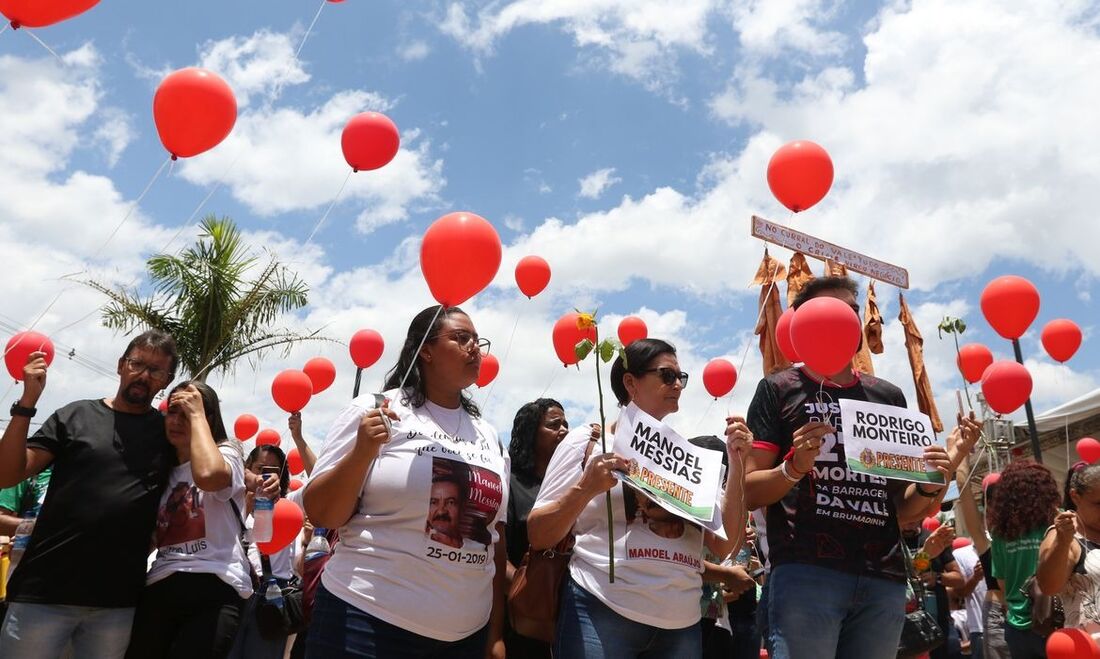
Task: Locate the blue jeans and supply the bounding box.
[0,602,135,658]
[305,583,487,658]
[555,578,702,659]
[765,563,907,659]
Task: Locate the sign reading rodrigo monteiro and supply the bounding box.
[611,403,724,527]
[839,399,945,484]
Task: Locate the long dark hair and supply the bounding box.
[988,460,1059,541]
[509,398,564,480]
[168,380,229,444]
[383,305,481,417]
[609,338,677,406]
[245,445,290,497]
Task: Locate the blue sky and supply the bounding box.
[2,0,1097,448]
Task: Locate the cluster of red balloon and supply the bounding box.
[0,0,98,29]
[976,275,1084,415]
[4,331,55,381]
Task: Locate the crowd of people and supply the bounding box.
[0,275,1094,658]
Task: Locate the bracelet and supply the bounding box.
[780,460,803,483]
[915,483,940,498]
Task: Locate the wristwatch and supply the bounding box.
[10,401,36,418]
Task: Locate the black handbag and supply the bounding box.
[896,534,946,658]
[255,554,308,639]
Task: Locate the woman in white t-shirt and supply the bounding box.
[529,338,751,658]
[126,382,251,659]
[304,305,509,659]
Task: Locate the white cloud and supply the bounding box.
[398,40,432,61]
[578,167,621,199]
[196,30,309,108]
[727,0,846,56]
[176,32,445,234]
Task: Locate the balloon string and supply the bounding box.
[726,247,777,415]
[481,311,521,413]
[269,0,327,102]
[538,365,561,400]
[397,305,444,392]
[92,155,172,261]
[304,169,353,246]
[694,397,716,434]
[0,24,9,37]
[24,30,64,66]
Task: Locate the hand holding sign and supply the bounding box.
[579,453,629,497]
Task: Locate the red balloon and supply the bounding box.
[921,517,941,533]
[790,298,861,376]
[341,112,400,172]
[1041,319,1082,363]
[158,399,169,413]
[288,478,304,491]
[476,353,499,388]
[420,212,502,307]
[957,343,994,384]
[0,0,98,28]
[4,331,55,381]
[766,141,834,213]
[1077,438,1100,464]
[256,428,281,447]
[302,357,336,394]
[256,499,304,555]
[153,68,237,160]
[515,256,551,298]
[287,448,305,475]
[552,313,597,366]
[271,370,313,413]
[234,414,259,441]
[980,276,1040,340]
[618,316,648,347]
[981,361,1033,414]
[952,537,973,550]
[982,472,1001,491]
[776,308,800,363]
[1047,628,1100,659]
[702,359,737,399]
[349,329,385,369]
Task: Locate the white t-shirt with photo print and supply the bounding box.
[533,425,706,629]
[146,441,253,598]
[310,389,509,642]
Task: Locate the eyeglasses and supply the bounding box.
[122,357,172,382]
[432,330,491,354]
[641,367,689,388]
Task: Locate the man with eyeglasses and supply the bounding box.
[743,276,973,659]
[0,330,179,658]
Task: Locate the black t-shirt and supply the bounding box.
[506,472,541,568]
[747,367,909,582]
[9,399,174,607]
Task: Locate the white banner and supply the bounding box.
[839,399,945,484]
[611,403,726,536]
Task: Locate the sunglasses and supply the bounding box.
[640,367,689,388]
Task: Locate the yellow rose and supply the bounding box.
[576,313,596,330]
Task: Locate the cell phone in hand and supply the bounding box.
[261,466,280,482]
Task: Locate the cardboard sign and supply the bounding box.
[839,399,945,484]
[611,403,725,535]
[751,215,910,289]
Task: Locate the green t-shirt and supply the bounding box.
[0,468,52,517]
[991,526,1046,630]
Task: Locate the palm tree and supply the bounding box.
[85,214,328,381]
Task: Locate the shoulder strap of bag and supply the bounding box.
[895,519,931,603]
[228,497,249,538]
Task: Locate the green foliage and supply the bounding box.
[937,316,967,340]
[84,214,332,380]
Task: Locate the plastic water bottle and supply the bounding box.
[253,496,274,543]
[305,528,331,562]
[264,579,284,610]
[8,515,37,573]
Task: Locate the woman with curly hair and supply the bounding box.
[504,398,570,658]
[989,460,1060,658]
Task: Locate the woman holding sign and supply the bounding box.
[303,305,509,659]
[528,338,751,658]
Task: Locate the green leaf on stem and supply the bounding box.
[575,338,595,361]
[598,339,617,363]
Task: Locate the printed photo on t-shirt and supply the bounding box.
[156,481,205,549]
[424,457,503,568]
